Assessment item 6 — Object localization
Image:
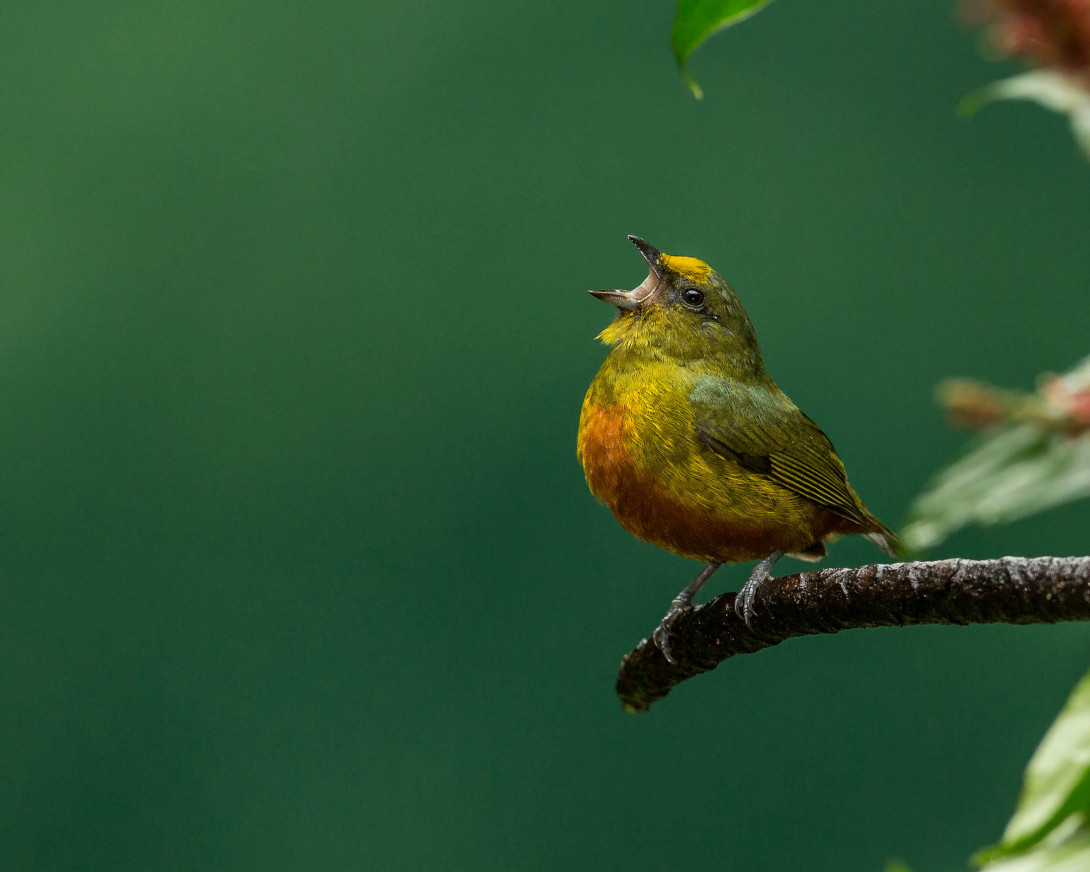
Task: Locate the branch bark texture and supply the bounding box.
[617,556,1090,713]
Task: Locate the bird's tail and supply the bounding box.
[865,523,904,559]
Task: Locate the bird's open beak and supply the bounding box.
[627,235,663,277]
[588,235,663,310]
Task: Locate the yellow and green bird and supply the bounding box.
[577,236,899,658]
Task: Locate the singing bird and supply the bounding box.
[577,236,899,660]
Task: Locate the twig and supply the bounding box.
[617,556,1090,713]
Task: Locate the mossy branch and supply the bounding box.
[617,556,1090,713]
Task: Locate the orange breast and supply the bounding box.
[578,402,828,563]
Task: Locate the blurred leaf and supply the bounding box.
[979,824,1090,872]
[960,71,1090,159]
[671,0,775,98]
[976,670,1090,865]
[902,357,1090,553]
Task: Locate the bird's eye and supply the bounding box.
[681,288,705,308]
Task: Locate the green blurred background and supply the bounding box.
[3,0,1089,869]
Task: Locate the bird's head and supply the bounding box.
[590,236,763,373]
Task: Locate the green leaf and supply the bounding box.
[960,71,1090,159]
[671,0,775,98]
[979,824,1090,872]
[976,670,1090,865]
[901,357,1090,553]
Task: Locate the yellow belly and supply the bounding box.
[578,398,832,564]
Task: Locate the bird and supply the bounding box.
[577,235,899,661]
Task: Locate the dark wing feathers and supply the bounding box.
[693,392,871,528]
[768,454,864,522]
[695,429,771,476]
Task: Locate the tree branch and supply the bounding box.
[617,556,1090,713]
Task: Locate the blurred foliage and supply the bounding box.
[901,357,1090,552]
[974,668,1090,871]
[887,668,1090,871]
[961,70,1090,157]
[670,0,1090,154]
[671,0,774,97]
[978,830,1090,872]
[963,0,1090,156]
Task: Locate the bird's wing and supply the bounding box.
[692,385,871,528]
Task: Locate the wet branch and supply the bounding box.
[617,556,1090,713]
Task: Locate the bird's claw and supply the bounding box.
[733,582,758,630]
[733,549,785,631]
[652,603,691,665]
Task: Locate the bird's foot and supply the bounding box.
[652,599,691,665]
[734,549,786,630]
[734,581,761,630]
[651,562,723,664]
